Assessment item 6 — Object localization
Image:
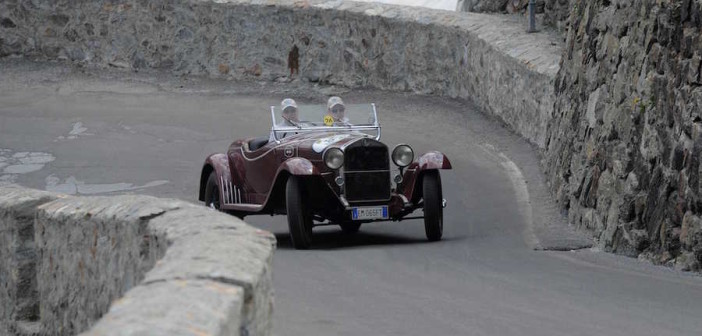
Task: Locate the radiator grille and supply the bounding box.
[344,139,390,201]
[344,171,391,201]
[344,141,389,171]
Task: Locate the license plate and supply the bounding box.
[351,206,388,220]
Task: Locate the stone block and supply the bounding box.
[82,280,244,336]
[33,195,171,335]
[1,186,275,335]
[0,186,59,327]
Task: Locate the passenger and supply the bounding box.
[269,98,299,142]
[326,96,351,126]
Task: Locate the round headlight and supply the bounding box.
[392,144,414,167]
[324,148,344,170]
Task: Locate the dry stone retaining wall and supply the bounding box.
[0,186,275,335]
[0,0,561,148]
[456,0,573,35]
[0,0,698,278]
[544,0,702,270]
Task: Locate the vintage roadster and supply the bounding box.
[198,102,451,249]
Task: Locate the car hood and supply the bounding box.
[281,131,375,153]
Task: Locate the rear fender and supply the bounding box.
[198,153,231,202]
[401,151,452,202]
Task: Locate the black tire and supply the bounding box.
[286,176,313,249]
[339,222,361,234]
[423,170,443,241]
[204,172,221,211]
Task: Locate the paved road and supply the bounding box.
[1,60,701,336]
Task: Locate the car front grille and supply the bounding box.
[344,171,391,202]
[344,139,390,202]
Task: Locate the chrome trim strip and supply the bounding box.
[220,176,226,204]
[398,194,409,204]
[371,103,381,141]
[339,196,350,207]
[344,170,390,174]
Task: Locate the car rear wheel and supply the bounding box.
[339,222,361,234]
[286,176,313,249]
[423,170,443,241]
[204,172,221,211]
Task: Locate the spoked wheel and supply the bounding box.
[339,222,361,234]
[286,176,313,249]
[423,170,443,241]
[204,172,221,211]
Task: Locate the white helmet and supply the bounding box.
[281,98,298,113]
[327,96,344,111]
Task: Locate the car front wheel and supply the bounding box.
[286,176,313,249]
[204,172,221,211]
[423,170,443,241]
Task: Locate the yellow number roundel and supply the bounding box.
[323,115,334,126]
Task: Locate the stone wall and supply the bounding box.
[0,0,561,148]
[0,188,58,335]
[544,0,702,271]
[2,0,699,273]
[456,0,509,12]
[456,0,573,34]
[35,195,170,335]
[0,186,276,335]
[543,0,572,32]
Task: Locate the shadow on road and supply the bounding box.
[274,229,460,250]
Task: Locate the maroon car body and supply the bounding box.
[199,103,451,248]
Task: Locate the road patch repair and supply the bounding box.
[0,185,275,335]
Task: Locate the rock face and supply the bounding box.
[544,0,702,271]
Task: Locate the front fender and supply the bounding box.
[258,157,321,213]
[279,157,320,176]
[198,153,231,201]
[401,151,451,202]
[417,151,452,170]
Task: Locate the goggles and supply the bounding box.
[330,105,345,115]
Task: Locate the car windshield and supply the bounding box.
[270,103,380,140]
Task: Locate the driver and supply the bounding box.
[279,98,299,126]
[270,98,299,142]
[326,96,351,126]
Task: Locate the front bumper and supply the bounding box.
[341,193,428,221]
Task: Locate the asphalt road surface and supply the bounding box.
[1,60,701,336]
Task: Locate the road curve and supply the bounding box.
[1,60,701,336]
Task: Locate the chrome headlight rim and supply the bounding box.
[323,147,344,170]
[392,144,414,167]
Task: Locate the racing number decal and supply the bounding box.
[323,114,334,126]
